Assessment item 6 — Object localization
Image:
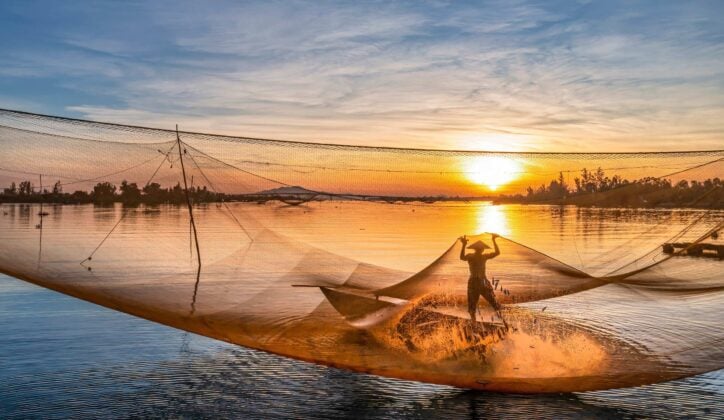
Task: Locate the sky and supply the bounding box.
[1,0,723,152]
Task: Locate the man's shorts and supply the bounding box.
[467,277,501,314]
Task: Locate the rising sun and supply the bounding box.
[463,156,523,191]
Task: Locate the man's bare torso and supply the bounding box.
[462,253,491,279]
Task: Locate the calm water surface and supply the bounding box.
[1,202,722,418]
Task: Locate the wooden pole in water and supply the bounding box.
[189,175,193,260]
[38,173,43,265]
[176,126,202,283]
[38,174,43,214]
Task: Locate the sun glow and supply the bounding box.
[463,156,523,191]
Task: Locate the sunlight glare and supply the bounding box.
[463,156,522,191]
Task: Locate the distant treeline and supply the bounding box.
[1,169,722,209]
[0,180,224,205]
[0,179,456,206]
[499,168,723,208]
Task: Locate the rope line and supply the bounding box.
[80,143,177,265]
[227,159,701,176]
[0,147,176,190]
[1,108,723,157]
[183,142,254,242]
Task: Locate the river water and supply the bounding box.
[1,201,722,418]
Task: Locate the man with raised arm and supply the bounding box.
[459,234,502,323]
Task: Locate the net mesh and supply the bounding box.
[0,108,722,393]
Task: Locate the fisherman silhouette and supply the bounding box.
[459,234,502,324]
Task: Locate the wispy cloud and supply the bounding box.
[1,0,723,151]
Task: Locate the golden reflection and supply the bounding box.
[476,204,510,236]
[463,156,522,191]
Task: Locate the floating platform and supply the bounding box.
[662,242,723,259]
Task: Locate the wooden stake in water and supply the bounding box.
[176,126,202,313]
[37,173,43,266]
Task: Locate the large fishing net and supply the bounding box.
[0,109,721,393]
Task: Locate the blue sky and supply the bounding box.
[1,0,723,151]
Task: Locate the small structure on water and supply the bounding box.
[662,242,723,259]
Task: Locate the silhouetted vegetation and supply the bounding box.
[499,168,722,208]
[0,180,223,205]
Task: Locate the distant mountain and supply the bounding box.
[255,186,319,195]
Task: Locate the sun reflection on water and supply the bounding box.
[476,204,510,237]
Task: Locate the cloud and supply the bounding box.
[0,0,723,152]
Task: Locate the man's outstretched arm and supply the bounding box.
[459,235,468,260]
[489,234,501,259]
